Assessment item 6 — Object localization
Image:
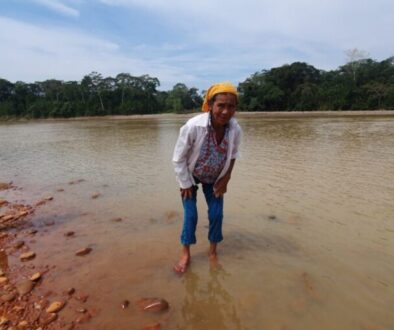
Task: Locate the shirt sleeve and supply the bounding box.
[172,123,195,189]
[231,124,242,159]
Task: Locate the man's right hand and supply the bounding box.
[180,187,193,199]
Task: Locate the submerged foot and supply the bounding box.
[208,252,222,270]
[173,256,190,274]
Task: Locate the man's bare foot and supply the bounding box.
[173,256,190,274]
[174,245,191,274]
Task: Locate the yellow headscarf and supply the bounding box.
[202,82,238,112]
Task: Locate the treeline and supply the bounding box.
[0,73,202,118]
[239,57,394,111]
[0,56,393,118]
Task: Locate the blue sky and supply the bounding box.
[1,0,393,91]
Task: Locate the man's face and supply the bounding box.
[210,93,237,127]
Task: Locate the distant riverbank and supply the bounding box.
[1,110,394,123]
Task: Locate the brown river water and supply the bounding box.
[1,113,394,329]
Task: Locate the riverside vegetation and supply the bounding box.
[0,55,393,119]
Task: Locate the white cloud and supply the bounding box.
[0,17,196,89]
[1,0,394,90]
[99,0,394,62]
[32,0,80,17]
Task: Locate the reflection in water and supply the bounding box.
[179,264,245,330]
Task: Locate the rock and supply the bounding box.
[121,300,129,309]
[18,210,29,218]
[2,214,14,221]
[1,292,16,302]
[0,199,8,207]
[0,182,12,190]
[28,229,38,235]
[137,298,169,312]
[20,251,36,261]
[91,193,101,199]
[75,248,92,256]
[0,276,8,284]
[66,287,75,295]
[42,313,57,325]
[14,240,25,249]
[111,217,122,222]
[143,322,161,330]
[45,196,54,201]
[76,308,87,313]
[0,232,8,239]
[16,280,35,296]
[30,272,41,281]
[0,316,9,326]
[268,215,277,220]
[46,301,65,313]
[64,231,75,237]
[17,320,28,329]
[0,269,4,276]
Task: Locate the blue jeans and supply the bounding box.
[180,181,224,245]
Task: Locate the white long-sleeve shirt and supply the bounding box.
[172,112,242,189]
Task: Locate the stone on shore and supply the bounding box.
[137,298,169,312]
[30,272,41,281]
[0,182,13,190]
[75,248,92,256]
[14,240,25,249]
[0,276,8,284]
[46,301,66,313]
[20,251,36,261]
[16,279,35,296]
[64,231,75,237]
[91,193,101,199]
[1,292,16,302]
[42,313,57,325]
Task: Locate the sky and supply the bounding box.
[1,0,393,91]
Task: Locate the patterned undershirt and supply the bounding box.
[193,121,229,184]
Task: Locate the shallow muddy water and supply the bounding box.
[1,113,394,329]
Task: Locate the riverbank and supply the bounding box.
[1,110,394,122]
[0,182,94,329]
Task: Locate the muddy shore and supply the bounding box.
[0,181,171,330]
[0,182,87,329]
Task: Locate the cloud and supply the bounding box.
[99,0,394,61]
[0,17,196,89]
[32,0,80,17]
[1,0,393,91]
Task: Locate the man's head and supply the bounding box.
[202,82,238,126]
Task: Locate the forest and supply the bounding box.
[0,56,393,118]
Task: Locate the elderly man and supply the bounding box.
[172,82,242,273]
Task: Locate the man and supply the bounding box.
[172,82,242,273]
